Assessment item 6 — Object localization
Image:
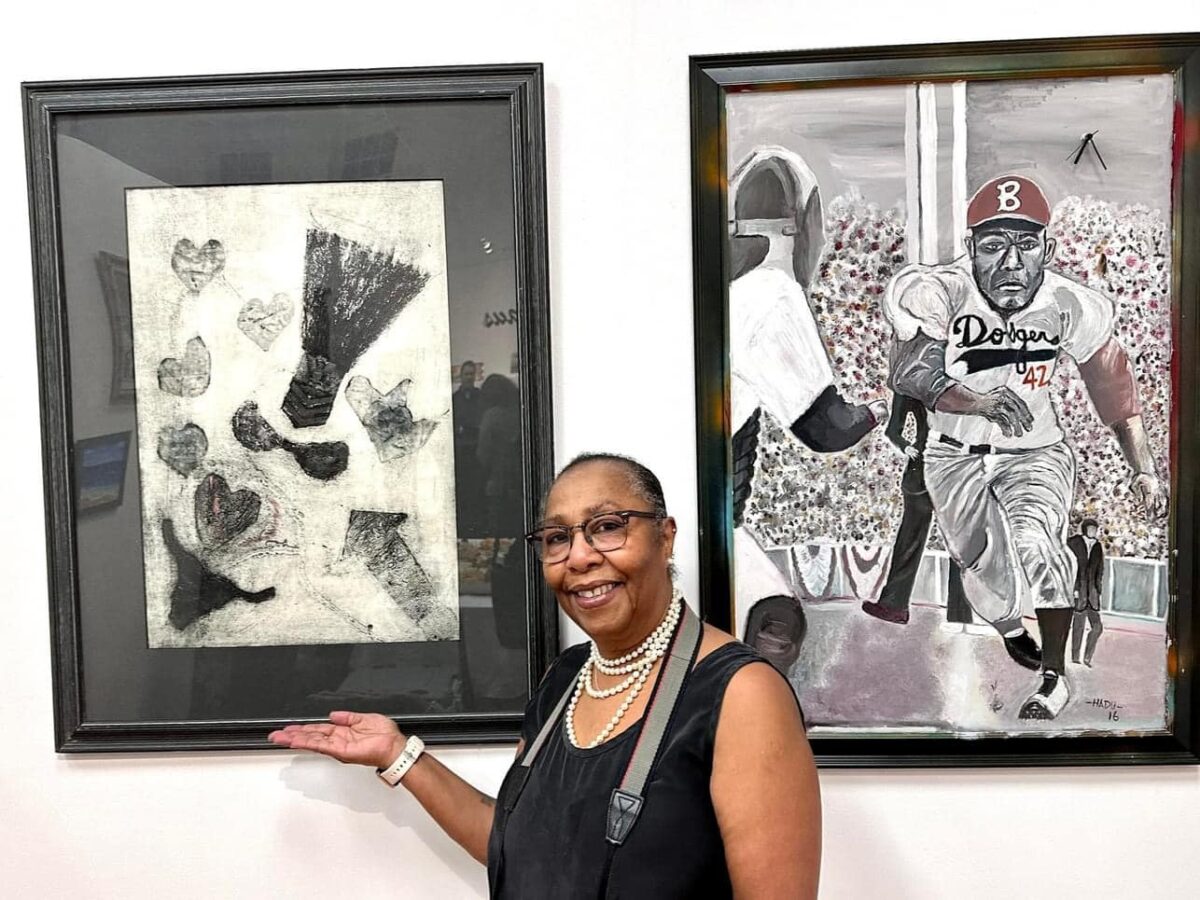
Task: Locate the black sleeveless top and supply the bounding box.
[487,640,775,899]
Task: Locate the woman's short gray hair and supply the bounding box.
[551,452,669,516]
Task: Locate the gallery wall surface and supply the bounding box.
[3,2,1199,898]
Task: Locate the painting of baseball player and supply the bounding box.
[728,146,888,654]
[862,391,975,631]
[1069,518,1105,667]
[881,174,1164,720]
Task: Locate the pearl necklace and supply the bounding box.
[565,590,683,749]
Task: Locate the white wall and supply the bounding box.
[4,3,1199,897]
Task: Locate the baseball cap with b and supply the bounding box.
[966,175,1051,229]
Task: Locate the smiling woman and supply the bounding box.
[271,452,821,899]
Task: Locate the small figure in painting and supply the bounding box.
[862,391,974,631]
[727,146,888,658]
[881,174,1163,720]
[1069,517,1105,667]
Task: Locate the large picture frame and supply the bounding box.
[24,65,555,752]
[691,34,1199,766]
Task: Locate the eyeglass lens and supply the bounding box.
[532,513,630,561]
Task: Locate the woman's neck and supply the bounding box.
[592,592,675,660]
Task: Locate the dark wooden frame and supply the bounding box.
[24,64,556,752]
[690,33,1200,766]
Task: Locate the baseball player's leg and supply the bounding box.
[992,444,1077,612]
[1084,607,1103,665]
[924,446,1024,632]
[735,526,805,674]
[991,443,1077,718]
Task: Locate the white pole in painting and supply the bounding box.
[904,85,921,264]
[952,80,968,258]
[917,82,939,265]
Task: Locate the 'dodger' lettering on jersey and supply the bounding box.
[879,173,1165,724]
[951,313,1060,374]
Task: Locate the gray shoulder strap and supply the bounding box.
[520,678,573,771]
[606,601,703,846]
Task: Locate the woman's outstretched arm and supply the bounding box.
[269,711,500,864]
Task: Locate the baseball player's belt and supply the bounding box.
[933,432,1026,456]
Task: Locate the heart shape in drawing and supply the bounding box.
[158,336,210,397]
[345,375,438,462]
[194,473,261,548]
[237,293,293,351]
[157,423,208,476]
[171,238,226,293]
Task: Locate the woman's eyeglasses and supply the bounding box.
[524,510,665,563]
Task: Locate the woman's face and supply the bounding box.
[540,461,676,652]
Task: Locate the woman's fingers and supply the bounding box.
[267,722,341,748]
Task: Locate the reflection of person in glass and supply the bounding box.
[477,374,523,539]
[1069,518,1105,667]
[270,454,820,898]
[453,360,485,535]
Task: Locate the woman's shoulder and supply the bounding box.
[693,624,764,677]
[691,627,806,731]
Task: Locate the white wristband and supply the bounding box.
[377,735,425,787]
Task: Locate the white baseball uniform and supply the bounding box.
[883,256,1115,631]
[730,265,835,639]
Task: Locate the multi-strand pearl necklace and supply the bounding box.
[565,589,683,749]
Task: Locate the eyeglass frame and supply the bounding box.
[524,509,667,563]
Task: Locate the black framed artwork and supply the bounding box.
[690,34,1200,765]
[24,64,555,752]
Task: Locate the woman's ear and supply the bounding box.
[661,516,678,558]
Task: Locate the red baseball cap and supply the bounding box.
[966,175,1051,229]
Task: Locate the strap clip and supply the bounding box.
[606,788,644,845]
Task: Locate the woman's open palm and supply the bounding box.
[269,711,402,769]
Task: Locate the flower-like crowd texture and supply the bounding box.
[1048,196,1171,559]
[743,194,1171,562]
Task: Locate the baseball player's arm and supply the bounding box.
[889,332,1034,437]
[1078,337,1163,515]
[736,272,886,452]
[789,385,885,453]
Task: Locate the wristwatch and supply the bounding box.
[377,735,426,787]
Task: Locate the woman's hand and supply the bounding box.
[268,711,404,770]
[271,711,498,865]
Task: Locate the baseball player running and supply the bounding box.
[881,174,1163,720]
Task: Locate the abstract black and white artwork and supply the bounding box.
[127,182,459,648]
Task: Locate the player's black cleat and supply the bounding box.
[1018,670,1070,720]
[1003,631,1042,670]
[861,601,909,625]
